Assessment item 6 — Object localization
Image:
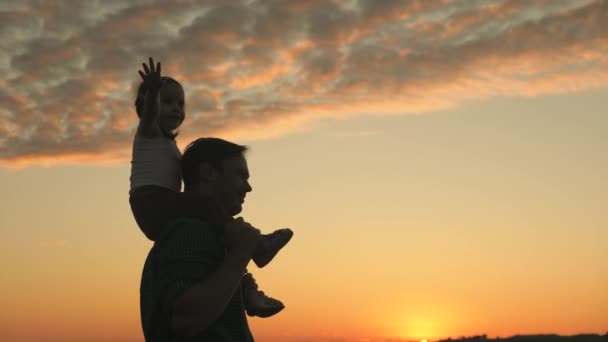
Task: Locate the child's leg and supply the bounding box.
[129,185,228,241]
[242,272,285,318]
[130,186,293,267]
[129,185,176,241]
[171,192,294,268]
[251,228,294,268]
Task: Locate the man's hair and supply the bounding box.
[181,137,249,190]
[134,76,182,140]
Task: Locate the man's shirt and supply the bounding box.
[140,218,254,341]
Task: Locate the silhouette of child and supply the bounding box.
[129,57,293,317]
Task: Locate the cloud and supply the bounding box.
[39,240,68,248]
[0,0,607,166]
[332,130,379,138]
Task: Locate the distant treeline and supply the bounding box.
[437,334,608,342]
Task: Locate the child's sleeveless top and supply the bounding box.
[130,135,182,195]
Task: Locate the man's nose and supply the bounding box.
[244,181,252,192]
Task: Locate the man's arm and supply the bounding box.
[171,252,250,337]
[165,218,260,337]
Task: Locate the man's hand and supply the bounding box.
[224,217,261,265]
[138,57,163,91]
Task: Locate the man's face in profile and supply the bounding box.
[212,154,252,217]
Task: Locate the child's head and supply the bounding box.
[135,76,185,139]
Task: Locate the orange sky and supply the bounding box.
[2,92,607,341]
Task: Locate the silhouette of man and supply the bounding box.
[140,137,262,341]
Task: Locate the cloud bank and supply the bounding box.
[1,0,607,166]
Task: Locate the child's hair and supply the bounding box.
[134,76,182,140]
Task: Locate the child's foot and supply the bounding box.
[252,228,293,268]
[242,273,285,318]
[245,289,284,318]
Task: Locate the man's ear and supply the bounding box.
[199,161,218,182]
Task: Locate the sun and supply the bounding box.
[397,313,442,341]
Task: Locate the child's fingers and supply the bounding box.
[156,62,161,75]
[138,70,145,80]
[142,63,150,74]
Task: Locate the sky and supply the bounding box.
[0,0,607,341]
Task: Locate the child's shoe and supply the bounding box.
[252,228,293,268]
[242,273,285,318]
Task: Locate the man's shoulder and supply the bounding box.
[167,217,208,229]
[156,217,224,253]
[165,217,222,233]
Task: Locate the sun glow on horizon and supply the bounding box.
[387,302,460,341]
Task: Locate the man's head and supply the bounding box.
[181,138,251,217]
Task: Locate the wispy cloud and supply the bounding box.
[38,239,68,248]
[332,130,379,138]
[1,0,607,166]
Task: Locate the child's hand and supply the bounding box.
[138,57,163,91]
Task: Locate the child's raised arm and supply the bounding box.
[136,57,163,138]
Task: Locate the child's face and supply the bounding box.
[158,82,185,131]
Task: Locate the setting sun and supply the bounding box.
[391,313,439,341]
